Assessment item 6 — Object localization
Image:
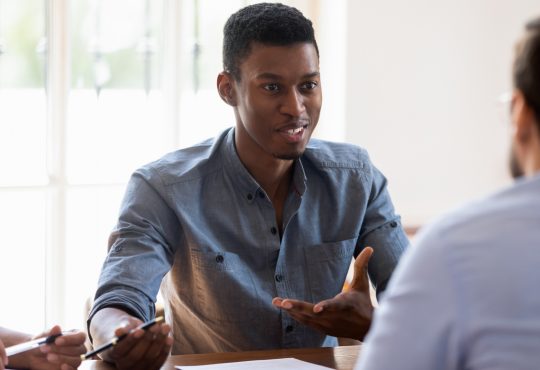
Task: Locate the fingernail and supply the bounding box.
[314,305,323,313]
[282,301,292,309]
[47,353,59,362]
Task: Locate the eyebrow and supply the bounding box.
[255,71,320,80]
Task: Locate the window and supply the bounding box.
[0,0,341,333]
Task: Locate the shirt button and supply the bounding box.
[390,221,398,228]
[285,325,294,333]
[275,274,283,282]
[258,191,265,199]
[270,227,277,235]
[215,255,224,263]
[247,193,254,201]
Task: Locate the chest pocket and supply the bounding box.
[303,238,356,303]
[191,249,261,323]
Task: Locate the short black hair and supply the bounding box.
[513,17,540,124]
[222,2,319,81]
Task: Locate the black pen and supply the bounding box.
[6,333,63,357]
[80,316,164,360]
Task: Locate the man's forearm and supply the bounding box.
[0,327,32,347]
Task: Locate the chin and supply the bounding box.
[274,150,305,161]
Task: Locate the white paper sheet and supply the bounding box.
[175,357,333,369]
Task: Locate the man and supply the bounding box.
[88,3,408,369]
[355,17,540,370]
[0,326,86,370]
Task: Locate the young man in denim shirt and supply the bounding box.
[88,3,408,369]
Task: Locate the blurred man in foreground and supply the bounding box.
[356,16,540,370]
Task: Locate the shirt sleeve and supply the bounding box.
[355,230,462,370]
[358,163,410,296]
[88,166,181,325]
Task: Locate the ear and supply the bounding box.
[217,72,237,106]
[512,90,536,144]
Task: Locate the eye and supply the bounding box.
[301,81,318,90]
[263,83,280,92]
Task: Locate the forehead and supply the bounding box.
[239,42,320,80]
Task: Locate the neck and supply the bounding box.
[524,129,540,176]
[241,152,294,199]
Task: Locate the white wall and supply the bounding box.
[345,0,540,226]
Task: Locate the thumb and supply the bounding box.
[349,246,373,292]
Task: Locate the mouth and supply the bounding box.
[278,123,309,143]
[285,126,306,135]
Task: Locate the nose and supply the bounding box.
[280,88,306,117]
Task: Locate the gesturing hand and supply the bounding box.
[272,246,374,340]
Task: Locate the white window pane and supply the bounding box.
[67,0,169,184]
[0,0,46,87]
[0,191,46,333]
[66,90,170,184]
[0,0,47,186]
[64,185,125,329]
[0,89,48,186]
[70,0,164,90]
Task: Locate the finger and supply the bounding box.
[116,327,157,369]
[46,351,82,368]
[43,343,87,358]
[276,299,315,314]
[41,344,85,358]
[139,324,171,364]
[145,338,172,370]
[107,317,144,359]
[54,331,86,347]
[285,310,328,332]
[34,325,62,341]
[152,337,173,369]
[313,294,349,313]
[349,246,373,292]
[110,328,145,359]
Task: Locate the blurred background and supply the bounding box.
[0,0,538,334]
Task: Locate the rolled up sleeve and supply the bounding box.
[88,166,180,327]
[358,163,409,297]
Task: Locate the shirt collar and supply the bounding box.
[222,127,307,199]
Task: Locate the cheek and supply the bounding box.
[308,97,322,120]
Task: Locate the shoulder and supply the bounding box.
[303,139,373,171]
[135,129,231,186]
[416,175,540,247]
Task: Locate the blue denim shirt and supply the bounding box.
[90,128,409,354]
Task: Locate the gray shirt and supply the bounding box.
[356,173,540,370]
[90,128,408,354]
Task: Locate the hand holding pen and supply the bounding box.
[2,325,86,370]
[88,308,172,370]
[81,316,165,360]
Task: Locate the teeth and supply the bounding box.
[287,127,303,135]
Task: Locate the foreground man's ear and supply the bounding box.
[512,90,537,143]
[217,72,237,106]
